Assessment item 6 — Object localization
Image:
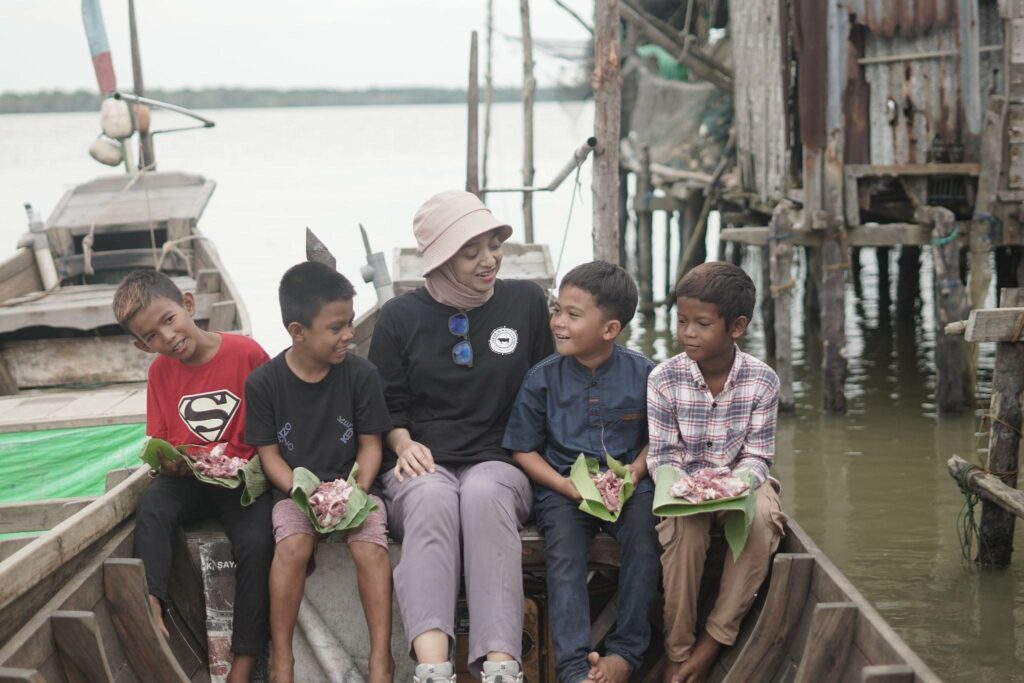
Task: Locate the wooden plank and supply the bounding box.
[963,307,1024,342]
[4,337,154,389]
[843,162,981,177]
[102,559,190,682]
[723,554,814,683]
[166,218,192,243]
[51,610,115,683]
[0,538,36,563]
[0,467,150,615]
[0,356,18,397]
[0,498,93,534]
[0,669,45,683]
[0,269,43,306]
[58,250,188,280]
[0,289,212,334]
[860,664,914,682]
[195,269,220,294]
[718,222,969,248]
[0,386,145,434]
[206,300,236,332]
[0,250,37,284]
[792,602,857,683]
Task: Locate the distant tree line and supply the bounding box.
[0,86,591,114]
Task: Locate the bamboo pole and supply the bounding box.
[466,31,480,197]
[520,0,536,242]
[482,0,495,193]
[637,145,653,305]
[592,0,621,264]
[918,206,970,414]
[769,204,795,412]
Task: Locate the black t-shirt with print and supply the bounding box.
[368,278,554,470]
[245,351,392,499]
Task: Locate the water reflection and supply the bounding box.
[632,245,1024,682]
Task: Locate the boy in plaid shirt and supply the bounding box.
[647,262,787,683]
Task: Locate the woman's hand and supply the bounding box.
[393,440,436,482]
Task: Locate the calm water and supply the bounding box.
[3,104,1023,681]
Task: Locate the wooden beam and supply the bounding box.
[843,162,981,178]
[719,222,973,248]
[0,497,93,534]
[207,300,237,332]
[793,603,857,683]
[0,467,150,614]
[195,268,220,294]
[466,31,480,197]
[861,665,914,682]
[948,455,1024,520]
[821,213,847,413]
[51,610,116,683]
[723,554,814,683]
[962,307,1024,342]
[520,0,535,242]
[592,0,620,263]
[0,669,45,683]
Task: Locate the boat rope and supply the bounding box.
[953,461,982,565]
[552,160,584,287]
[82,162,157,277]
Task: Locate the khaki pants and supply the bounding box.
[658,484,787,663]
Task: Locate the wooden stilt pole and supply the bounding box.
[896,245,921,321]
[804,247,821,324]
[876,247,891,304]
[820,212,847,413]
[919,206,970,414]
[977,287,1024,566]
[850,247,863,299]
[482,0,495,193]
[592,0,621,263]
[769,204,795,412]
[520,0,536,242]
[665,212,674,298]
[761,246,776,358]
[637,145,654,306]
[466,32,481,197]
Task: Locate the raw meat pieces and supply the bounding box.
[670,466,749,503]
[309,478,354,528]
[593,469,625,513]
[184,443,246,479]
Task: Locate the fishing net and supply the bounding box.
[0,423,145,503]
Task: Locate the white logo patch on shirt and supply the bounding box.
[178,390,240,442]
[488,326,519,355]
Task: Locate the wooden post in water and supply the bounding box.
[919,206,970,414]
[969,97,1005,311]
[896,246,921,320]
[637,145,653,306]
[803,247,821,324]
[592,0,621,263]
[482,0,495,192]
[761,246,776,358]
[520,0,536,241]
[769,203,795,412]
[876,247,891,304]
[820,212,847,413]
[466,31,481,198]
[977,288,1024,566]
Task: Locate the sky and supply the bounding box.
[0,0,592,94]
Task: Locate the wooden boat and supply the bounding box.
[0,171,249,433]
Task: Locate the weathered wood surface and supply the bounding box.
[44,172,216,232]
[968,97,1006,311]
[0,668,45,682]
[103,559,189,682]
[4,338,154,389]
[0,467,150,615]
[193,237,252,337]
[0,384,145,433]
[820,214,847,413]
[0,250,43,304]
[949,454,1024,519]
[636,145,654,305]
[722,553,813,683]
[592,0,620,264]
[50,610,116,683]
[718,222,970,248]
[466,31,480,197]
[207,300,237,332]
[793,603,857,683]
[919,206,969,413]
[58,249,189,281]
[860,664,915,682]
[729,0,790,202]
[768,204,795,412]
[520,0,535,242]
[0,498,94,535]
[393,242,554,295]
[962,307,1024,342]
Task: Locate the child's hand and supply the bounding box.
[624,463,641,487]
[560,477,582,502]
[157,451,190,477]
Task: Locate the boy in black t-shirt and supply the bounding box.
[245,262,394,683]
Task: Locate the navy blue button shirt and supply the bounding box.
[502,345,656,501]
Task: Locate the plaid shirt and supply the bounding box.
[646,347,779,488]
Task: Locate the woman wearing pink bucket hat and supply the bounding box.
[369,191,553,683]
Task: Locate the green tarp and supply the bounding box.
[0,423,146,504]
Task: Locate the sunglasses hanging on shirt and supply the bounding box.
[449,311,473,368]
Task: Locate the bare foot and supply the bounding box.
[586,652,629,683]
[674,631,722,683]
[148,595,169,641]
[367,651,395,683]
[226,654,255,683]
[663,660,685,683]
[268,653,295,683]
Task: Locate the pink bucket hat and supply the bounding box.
[414,191,513,275]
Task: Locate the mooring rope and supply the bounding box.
[953,461,982,565]
[552,161,584,285]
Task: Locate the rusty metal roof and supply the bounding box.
[841,0,957,37]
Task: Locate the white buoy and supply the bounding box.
[89,135,123,166]
[100,97,134,139]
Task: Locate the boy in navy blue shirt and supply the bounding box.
[503,261,660,683]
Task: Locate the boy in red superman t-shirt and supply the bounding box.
[114,270,273,683]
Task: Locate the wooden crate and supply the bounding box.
[392,242,555,296]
